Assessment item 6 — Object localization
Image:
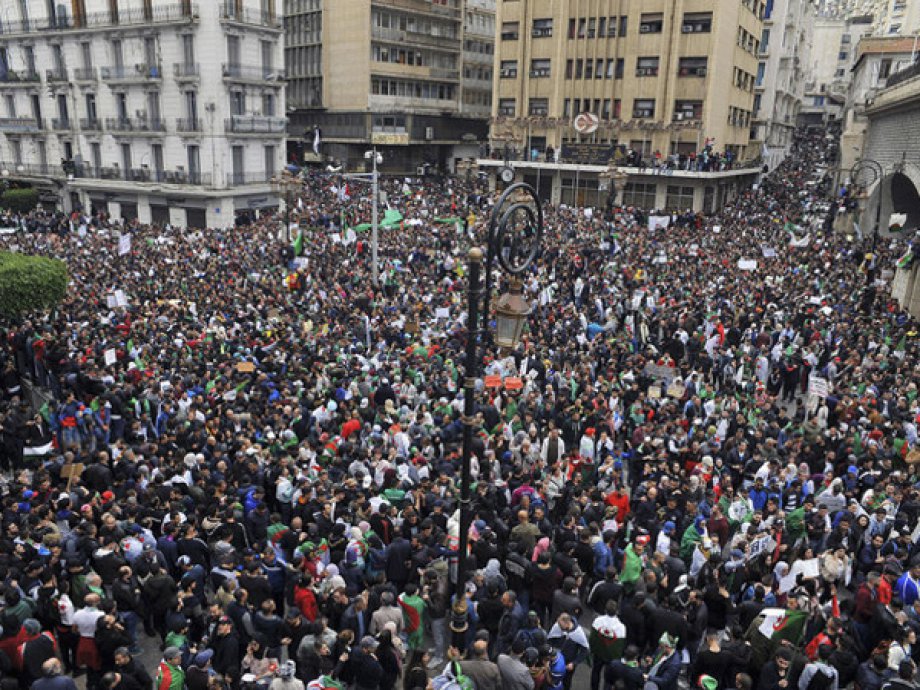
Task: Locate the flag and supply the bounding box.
[589,623,626,663]
[312,127,321,155]
[118,233,131,256]
[398,592,426,649]
[756,609,807,644]
[293,231,304,257]
[307,677,343,690]
[897,249,914,269]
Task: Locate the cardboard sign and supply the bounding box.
[60,463,84,480]
[104,349,117,366]
[504,377,524,391]
[808,376,829,398]
[484,375,503,389]
[738,259,758,271]
[236,361,256,373]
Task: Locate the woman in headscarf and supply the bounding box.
[532,536,551,563]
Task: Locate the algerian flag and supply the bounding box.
[292,230,304,257]
[307,677,343,690]
[897,249,914,269]
[756,608,807,643]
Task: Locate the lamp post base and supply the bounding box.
[449,599,469,652]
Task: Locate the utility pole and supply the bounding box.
[372,148,379,287]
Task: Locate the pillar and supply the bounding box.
[206,197,235,230]
[169,207,187,228]
[550,171,562,205]
[137,195,152,224]
[106,201,121,221]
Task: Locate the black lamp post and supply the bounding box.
[850,158,883,249]
[450,182,544,649]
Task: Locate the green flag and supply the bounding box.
[745,609,807,669]
[293,231,304,257]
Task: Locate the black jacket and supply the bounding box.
[211,632,241,681]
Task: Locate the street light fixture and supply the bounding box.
[364,149,383,287]
[451,182,544,648]
[270,170,300,242]
[850,158,883,249]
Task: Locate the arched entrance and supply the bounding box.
[863,162,920,238]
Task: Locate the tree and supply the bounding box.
[0,188,40,214]
[0,252,68,317]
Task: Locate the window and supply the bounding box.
[563,99,571,118]
[584,60,593,79]
[587,18,596,38]
[182,35,195,65]
[10,140,22,166]
[575,59,583,79]
[85,93,97,121]
[678,57,708,76]
[879,59,893,79]
[227,35,241,67]
[633,98,655,118]
[500,60,518,78]
[81,42,92,69]
[619,16,628,36]
[598,18,606,38]
[121,143,132,172]
[761,28,770,53]
[532,18,552,38]
[37,140,46,168]
[812,95,825,106]
[605,59,616,78]
[498,98,515,116]
[111,39,123,69]
[577,18,586,38]
[601,99,611,119]
[232,145,244,180]
[606,16,618,36]
[261,40,274,75]
[90,142,102,171]
[186,91,198,121]
[152,144,164,174]
[614,99,621,118]
[565,60,573,79]
[262,93,275,117]
[265,145,276,178]
[595,59,604,79]
[568,18,576,39]
[623,182,656,208]
[838,52,848,61]
[530,59,550,77]
[144,37,157,68]
[528,98,549,116]
[501,21,519,40]
[615,58,624,79]
[231,91,245,116]
[666,185,694,210]
[753,94,761,116]
[639,13,663,34]
[188,145,201,181]
[841,34,851,44]
[4,95,14,118]
[636,57,659,77]
[146,92,161,123]
[681,12,712,33]
[52,45,64,73]
[673,100,703,121]
[756,62,765,86]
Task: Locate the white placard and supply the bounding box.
[104,349,117,366]
[118,233,131,256]
[114,290,129,308]
[792,558,820,579]
[762,247,777,258]
[648,215,670,231]
[738,259,758,271]
[712,225,721,234]
[435,307,450,320]
[778,572,797,594]
[808,377,829,398]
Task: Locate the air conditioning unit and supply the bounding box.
[500,69,516,78]
[425,127,434,140]
[682,25,693,33]
[635,109,652,118]
[640,25,651,33]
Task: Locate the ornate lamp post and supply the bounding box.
[270,170,300,242]
[450,182,544,648]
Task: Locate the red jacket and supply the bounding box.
[294,586,319,622]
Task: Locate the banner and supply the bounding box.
[118,233,131,256]
[648,216,670,231]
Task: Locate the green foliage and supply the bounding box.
[0,188,40,214]
[0,252,68,317]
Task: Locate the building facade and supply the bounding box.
[482,0,765,210]
[285,0,493,173]
[0,0,286,228]
[751,0,816,171]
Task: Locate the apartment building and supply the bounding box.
[751,0,817,171]
[0,0,286,229]
[483,0,765,210]
[285,0,494,173]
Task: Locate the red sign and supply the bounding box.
[504,377,524,391]
[484,375,503,388]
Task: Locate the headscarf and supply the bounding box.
[532,536,551,562]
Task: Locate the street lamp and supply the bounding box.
[850,158,883,248]
[451,182,544,649]
[270,170,299,242]
[364,149,383,286]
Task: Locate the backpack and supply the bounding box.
[806,667,835,690]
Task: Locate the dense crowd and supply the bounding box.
[0,126,917,690]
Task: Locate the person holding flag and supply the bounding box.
[589,600,626,690]
[398,583,427,651]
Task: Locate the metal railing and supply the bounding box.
[79,118,102,130]
[224,116,287,134]
[886,60,920,88]
[100,64,163,81]
[0,70,40,84]
[0,3,199,36]
[226,172,273,186]
[173,63,200,79]
[371,0,461,19]
[221,64,286,81]
[104,117,167,132]
[176,118,202,132]
[0,162,64,177]
[46,68,69,82]
[73,67,97,81]
[219,4,282,29]
[0,117,42,132]
[74,165,211,186]
[50,117,71,130]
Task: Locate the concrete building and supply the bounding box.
[284,0,493,173]
[752,0,817,171]
[481,0,765,210]
[0,0,286,228]
[839,35,916,176]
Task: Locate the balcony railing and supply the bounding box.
[173,63,200,79]
[73,67,98,81]
[0,70,40,85]
[219,5,282,29]
[74,165,211,186]
[226,171,273,186]
[371,0,461,20]
[0,117,42,132]
[224,116,287,134]
[0,3,199,37]
[222,64,286,81]
[0,162,65,177]
[100,64,163,81]
[50,117,72,130]
[176,118,202,132]
[887,60,920,88]
[105,117,167,132]
[371,25,461,50]
[79,117,102,131]
[46,68,69,82]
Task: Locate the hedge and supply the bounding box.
[0,188,40,214]
[0,252,68,317]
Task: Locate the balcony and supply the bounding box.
[0,70,40,86]
[224,115,286,134]
[371,26,461,51]
[173,63,200,81]
[100,64,163,83]
[0,162,64,177]
[50,117,72,131]
[73,67,98,82]
[221,64,286,84]
[105,117,167,133]
[226,171,273,186]
[176,118,203,132]
[80,118,102,131]
[219,5,282,31]
[0,117,42,133]
[371,0,461,20]
[75,165,211,186]
[46,68,69,83]
[0,3,199,38]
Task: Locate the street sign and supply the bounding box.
[573,112,600,135]
[560,144,616,166]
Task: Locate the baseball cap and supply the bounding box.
[194,650,214,666]
[163,646,182,660]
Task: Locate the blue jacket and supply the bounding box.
[648,651,681,690]
[593,541,613,578]
[896,572,919,607]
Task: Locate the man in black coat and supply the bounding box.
[210,617,241,686]
[343,636,384,690]
[385,536,412,592]
[113,648,153,690]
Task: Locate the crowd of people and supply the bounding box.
[0,125,917,690]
